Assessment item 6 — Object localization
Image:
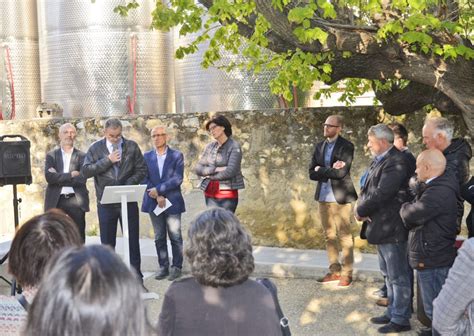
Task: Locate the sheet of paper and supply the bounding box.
[153,198,172,216]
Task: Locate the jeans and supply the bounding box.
[377,242,411,326]
[417,266,450,320]
[205,197,238,213]
[319,202,354,277]
[149,212,183,269]
[97,202,142,278]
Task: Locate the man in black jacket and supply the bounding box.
[400,149,459,336]
[355,124,412,334]
[422,117,472,232]
[83,118,147,280]
[309,115,358,287]
[44,123,89,242]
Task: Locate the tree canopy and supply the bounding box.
[116,0,474,134]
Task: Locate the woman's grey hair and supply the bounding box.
[185,208,255,287]
[425,117,454,142]
[24,245,152,336]
[104,118,122,130]
[368,124,394,143]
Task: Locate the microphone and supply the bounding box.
[112,143,121,167]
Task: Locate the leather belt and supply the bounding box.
[60,193,75,199]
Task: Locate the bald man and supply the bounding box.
[400,149,460,335]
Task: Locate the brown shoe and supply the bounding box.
[338,276,352,287]
[376,298,389,307]
[318,273,341,284]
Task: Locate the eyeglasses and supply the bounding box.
[323,124,340,128]
[208,125,220,132]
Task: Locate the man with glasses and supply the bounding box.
[142,126,185,281]
[309,115,358,287]
[82,118,147,284]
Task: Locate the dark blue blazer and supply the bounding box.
[141,147,185,215]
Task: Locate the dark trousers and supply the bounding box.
[97,202,142,278]
[57,195,86,243]
[205,197,238,213]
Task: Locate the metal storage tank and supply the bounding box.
[173,27,279,113]
[37,0,175,118]
[0,0,41,120]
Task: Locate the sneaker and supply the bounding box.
[376,298,389,307]
[154,268,169,280]
[338,276,352,287]
[378,322,411,333]
[168,267,182,281]
[317,273,341,284]
[370,315,391,325]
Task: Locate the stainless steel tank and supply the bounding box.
[0,0,41,120]
[173,28,279,113]
[37,0,175,118]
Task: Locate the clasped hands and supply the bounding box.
[147,187,166,208]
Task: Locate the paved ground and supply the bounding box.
[0,237,425,335]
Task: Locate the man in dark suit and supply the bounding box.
[142,126,185,281]
[309,115,358,287]
[355,124,412,334]
[44,123,89,242]
[82,118,147,280]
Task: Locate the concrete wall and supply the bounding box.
[0,108,469,249]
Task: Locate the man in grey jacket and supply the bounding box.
[82,118,147,280]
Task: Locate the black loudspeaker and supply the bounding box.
[0,135,32,186]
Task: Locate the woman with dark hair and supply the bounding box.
[158,208,281,336]
[194,115,244,213]
[8,209,83,304]
[0,210,82,334]
[24,245,153,336]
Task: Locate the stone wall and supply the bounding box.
[0,108,469,249]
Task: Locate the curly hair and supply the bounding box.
[185,208,254,287]
[24,245,152,336]
[8,209,82,288]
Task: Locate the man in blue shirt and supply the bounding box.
[309,115,358,287]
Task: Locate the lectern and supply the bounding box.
[100,185,146,268]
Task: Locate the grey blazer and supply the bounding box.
[194,137,245,191]
[44,147,89,212]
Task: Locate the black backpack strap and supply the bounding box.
[17,294,28,311]
[256,277,291,336]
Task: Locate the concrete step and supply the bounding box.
[86,236,382,282]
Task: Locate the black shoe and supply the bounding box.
[378,322,411,334]
[370,315,391,325]
[168,266,182,281]
[417,327,432,336]
[154,268,169,280]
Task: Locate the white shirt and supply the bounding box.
[156,147,168,179]
[60,148,75,195]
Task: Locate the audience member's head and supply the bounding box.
[422,117,453,151]
[388,122,409,150]
[367,124,394,157]
[415,149,447,182]
[8,209,82,290]
[185,208,254,287]
[205,115,233,137]
[24,245,151,336]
